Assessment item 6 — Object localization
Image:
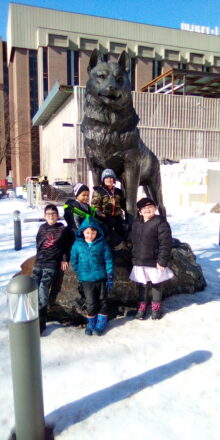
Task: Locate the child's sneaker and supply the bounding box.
[151,301,162,319]
[85,316,97,335]
[135,302,147,320]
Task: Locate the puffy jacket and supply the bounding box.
[131,215,172,268]
[71,217,113,282]
[35,222,71,269]
[91,185,126,217]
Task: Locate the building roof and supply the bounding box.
[32,81,73,126]
[7,3,220,65]
[141,68,220,98]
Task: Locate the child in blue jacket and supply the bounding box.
[71,217,113,336]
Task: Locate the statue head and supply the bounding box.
[85,49,132,108]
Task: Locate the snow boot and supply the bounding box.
[151,301,162,320]
[94,314,108,336]
[85,316,97,335]
[135,302,147,320]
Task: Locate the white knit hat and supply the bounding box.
[73,183,89,197]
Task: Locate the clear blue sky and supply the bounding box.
[1,0,220,41]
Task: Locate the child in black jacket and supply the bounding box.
[64,183,99,239]
[130,197,174,320]
[32,204,70,333]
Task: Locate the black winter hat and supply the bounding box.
[74,183,89,198]
[137,197,156,210]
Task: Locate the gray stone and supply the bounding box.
[17,238,206,322]
[210,203,220,213]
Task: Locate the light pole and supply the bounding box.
[7,275,53,440]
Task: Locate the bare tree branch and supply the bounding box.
[0,93,34,166]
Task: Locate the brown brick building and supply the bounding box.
[0,38,8,180]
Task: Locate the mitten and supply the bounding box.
[106,274,113,292]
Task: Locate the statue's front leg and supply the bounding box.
[84,143,102,186]
[123,165,140,217]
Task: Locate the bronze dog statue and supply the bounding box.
[81,49,166,217]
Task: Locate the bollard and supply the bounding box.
[6,275,50,440]
[13,210,22,251]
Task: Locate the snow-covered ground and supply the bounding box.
[0,198,220,440]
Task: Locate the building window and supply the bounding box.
[110,42,126,54]
[74,51,79,85]
[138,46,154,58]
[67,50,79,86]
[165,50,179,61]
[67,50,71,85]
[43,47,48,99]
[31,126,40,176]
[3,42,9,96]
[190,53,204,64]
[178,62,187,70]
[80,38,98,51]
[29,50,38,118]
[48,34,68,47]
[153,60,162,78]
[214,56,220,67]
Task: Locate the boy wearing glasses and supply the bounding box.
[32,204,70,334]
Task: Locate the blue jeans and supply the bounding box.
[32,266,57,310]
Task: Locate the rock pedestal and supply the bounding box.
[18,238,206,324]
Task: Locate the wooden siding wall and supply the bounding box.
[133,93,220,161]
[75,87,220,163]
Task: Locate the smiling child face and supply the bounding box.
[103,177,114,188]
[76,190,90,203]
[44,210,58,225]
[83,227,97,243]
[140,204,157,221]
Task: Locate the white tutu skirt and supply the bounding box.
[129,265,174,285]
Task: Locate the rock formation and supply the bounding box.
[17,237,206,324]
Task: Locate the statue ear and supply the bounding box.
[118,51,130,73]
[87,49,102,73]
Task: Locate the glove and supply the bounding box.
[106,274,113,292]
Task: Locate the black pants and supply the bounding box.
[138,282,163,303]
[81,280,108,316]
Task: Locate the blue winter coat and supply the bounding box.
[70,217,113,282]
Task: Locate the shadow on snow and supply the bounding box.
[46,350,211,434]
